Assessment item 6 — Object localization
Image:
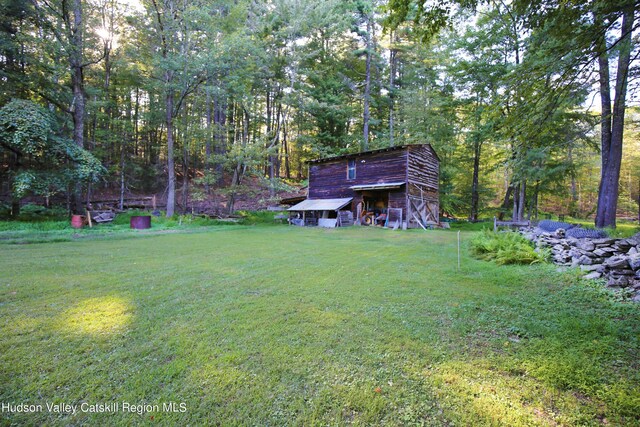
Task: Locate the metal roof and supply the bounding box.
[349,182,406,191]
[307,143,440,164]
[287,198,353,212]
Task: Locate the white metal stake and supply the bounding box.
[457,231,461,271]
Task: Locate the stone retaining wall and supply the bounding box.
[520,228,640,302]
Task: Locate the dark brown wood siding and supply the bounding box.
[309,150,408,199]
[407,145,439,191]
[305,144,438,226]
[388,190,407,218]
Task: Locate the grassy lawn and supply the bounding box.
[1,226,639,426]
[0,210,253,245]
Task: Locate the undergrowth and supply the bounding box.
[470,229,549,265]
[0,210,245,244]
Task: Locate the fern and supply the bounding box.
[470,230,549,265]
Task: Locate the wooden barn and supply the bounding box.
[288,144,439,229]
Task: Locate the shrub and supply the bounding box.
[470,230,549,265]
[237,210,281,225]
[0,202,11,219]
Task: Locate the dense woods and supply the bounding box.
[0,0,638,226]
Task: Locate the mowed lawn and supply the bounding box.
[1,226,639,426]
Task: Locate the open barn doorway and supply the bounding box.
[358,190,389,226]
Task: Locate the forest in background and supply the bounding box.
[0,0,638,224]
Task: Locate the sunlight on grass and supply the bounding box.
[297,304,348,328]
[194,363,249,392]
[426,359,604,426]
[57,296,133,336]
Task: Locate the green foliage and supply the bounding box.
[236,210,281,225]
[0,203,66,222]
[384,0,476,43]
[470,229,549,265]
[62,140,106,183]
[0,99,52,154]
[0,100,106,199]
[10,204,67,222]
[1,0,636,227]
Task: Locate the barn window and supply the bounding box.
[347,159,356,180]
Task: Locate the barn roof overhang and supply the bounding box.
[287,198,353,212]
[349,182,406,191]
[307,143,441,164]
[280,195,307,205]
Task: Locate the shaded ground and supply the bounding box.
[1,227,638,425]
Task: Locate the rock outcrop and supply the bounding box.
[520,227,640,301]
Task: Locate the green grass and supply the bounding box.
[446,220,491,232]
[0,211,253,244]
[1,226,639,426]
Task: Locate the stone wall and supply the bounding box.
[520,227,640,302]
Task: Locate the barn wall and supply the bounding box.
[308,150,408,199]
[407,145,439,191]
[388,190,407,220]
[306,145,440,227]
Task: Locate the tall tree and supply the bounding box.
[144,0,208,216]
[594,4,636,227]
[513,0,639,227]
[28,0,108,212]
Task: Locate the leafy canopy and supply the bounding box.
[0,99,105,198]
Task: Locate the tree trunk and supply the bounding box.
[362,12,372,151]
[568,143,578,216]
[268,102,282,198]
[134,88,140,157]
[205,89,212,195]
[532,180,540,220]
[595,6,634,228]
[165,88,176,217]
[70,0,85,214]
[182,147,188,214]
[119,143,125,211]
[182,112,189,214]
[512,183,519,221]
[517,180,526,221]
[469,139,481,222]
[228,108,250,215]
[10,152,20,218]
[265,88,271,177]
[498,185,512,221]
[283,121,290,179]
[214,95,226,185]
[389,30,397,147]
